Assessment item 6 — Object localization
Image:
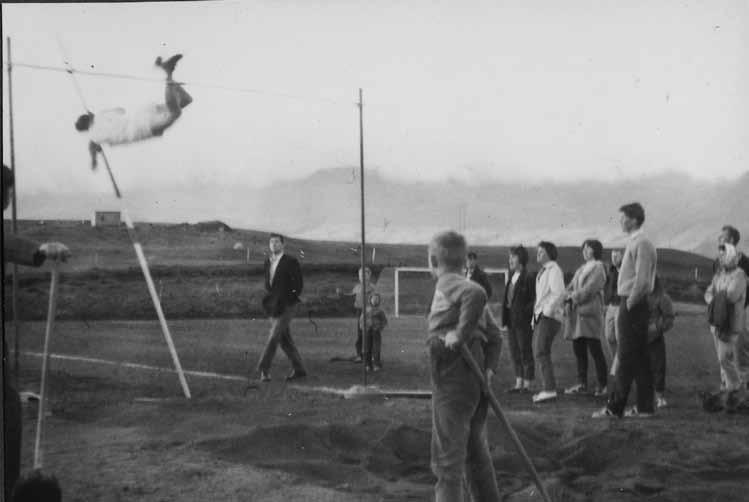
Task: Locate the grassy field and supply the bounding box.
[5,305,748,501]
[4,219,715,321]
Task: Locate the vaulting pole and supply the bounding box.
[358,88,367,387]
[6,36,21,385]
[33,265,60,469]
[99,153,191,399]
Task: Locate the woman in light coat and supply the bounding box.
[563,239,608,396]
[704,243,747,392]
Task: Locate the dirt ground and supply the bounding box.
[6,305,749,501]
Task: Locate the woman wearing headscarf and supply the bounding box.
[704,243,747,393]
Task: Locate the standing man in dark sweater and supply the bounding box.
[593,203,657,418]
[2,165,70,499]
[719,225,749,389]
[466,251,493,299]
[256,233,307,382]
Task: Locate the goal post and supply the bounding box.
[392,267,509,318]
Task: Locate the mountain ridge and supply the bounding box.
[12,168,748,257]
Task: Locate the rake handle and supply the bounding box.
[459,344,553,502]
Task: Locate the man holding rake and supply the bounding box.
[426,231,502,502]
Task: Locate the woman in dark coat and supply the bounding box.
[502,245,536,393]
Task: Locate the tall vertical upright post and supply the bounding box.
[6,36,21,385]
[358,88,367,387]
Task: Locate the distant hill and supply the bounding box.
[10,168,748,258]
[3,218,714,278]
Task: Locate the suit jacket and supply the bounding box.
[262,254,303,317]
[467,266,493,299]
[502,269,535,331]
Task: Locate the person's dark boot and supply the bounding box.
[155,54,183,79]
[700,390,724,413]
[285,369,307,381]
[725,390,739,414]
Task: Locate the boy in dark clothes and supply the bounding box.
[360,293,388,371]
[646,277,675,409]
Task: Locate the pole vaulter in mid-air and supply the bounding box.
[73,54,192,169]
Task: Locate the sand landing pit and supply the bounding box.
[197,417,606,500]
[196,411,749,501]
[199,420,433,495]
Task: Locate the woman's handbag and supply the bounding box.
[562,301,575,340]
[707,290,733,340]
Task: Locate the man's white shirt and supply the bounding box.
[269,253,284,285]
[510,271,520,286]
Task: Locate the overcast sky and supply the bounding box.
[2,0,747,200]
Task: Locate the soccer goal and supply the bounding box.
[391,267,509,318]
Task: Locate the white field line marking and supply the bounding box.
[22,351,246,382]
[291,384,431,397]
[21,352,432,395]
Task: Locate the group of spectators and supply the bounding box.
[477,203,748,417]
[421,208,748,501]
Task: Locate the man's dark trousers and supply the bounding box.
[608,298,654,415]
[257,304,305,373]
[354,308,363,358]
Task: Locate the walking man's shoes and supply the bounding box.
[624,406,654,418]
[564,384,588,395]
[285,370,308,381]
[591,407,618,419]
[532,390,558,403]
[260,371,271,383]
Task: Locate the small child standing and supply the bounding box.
[427,231,501,502]
[360,293,388,371]
[647,276,675,409]
[350,267,377,362]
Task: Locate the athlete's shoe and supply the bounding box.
[532,390,558,403]
[155,54,183,78]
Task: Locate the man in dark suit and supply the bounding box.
[466,251,493,299]
[256,233,307,382]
